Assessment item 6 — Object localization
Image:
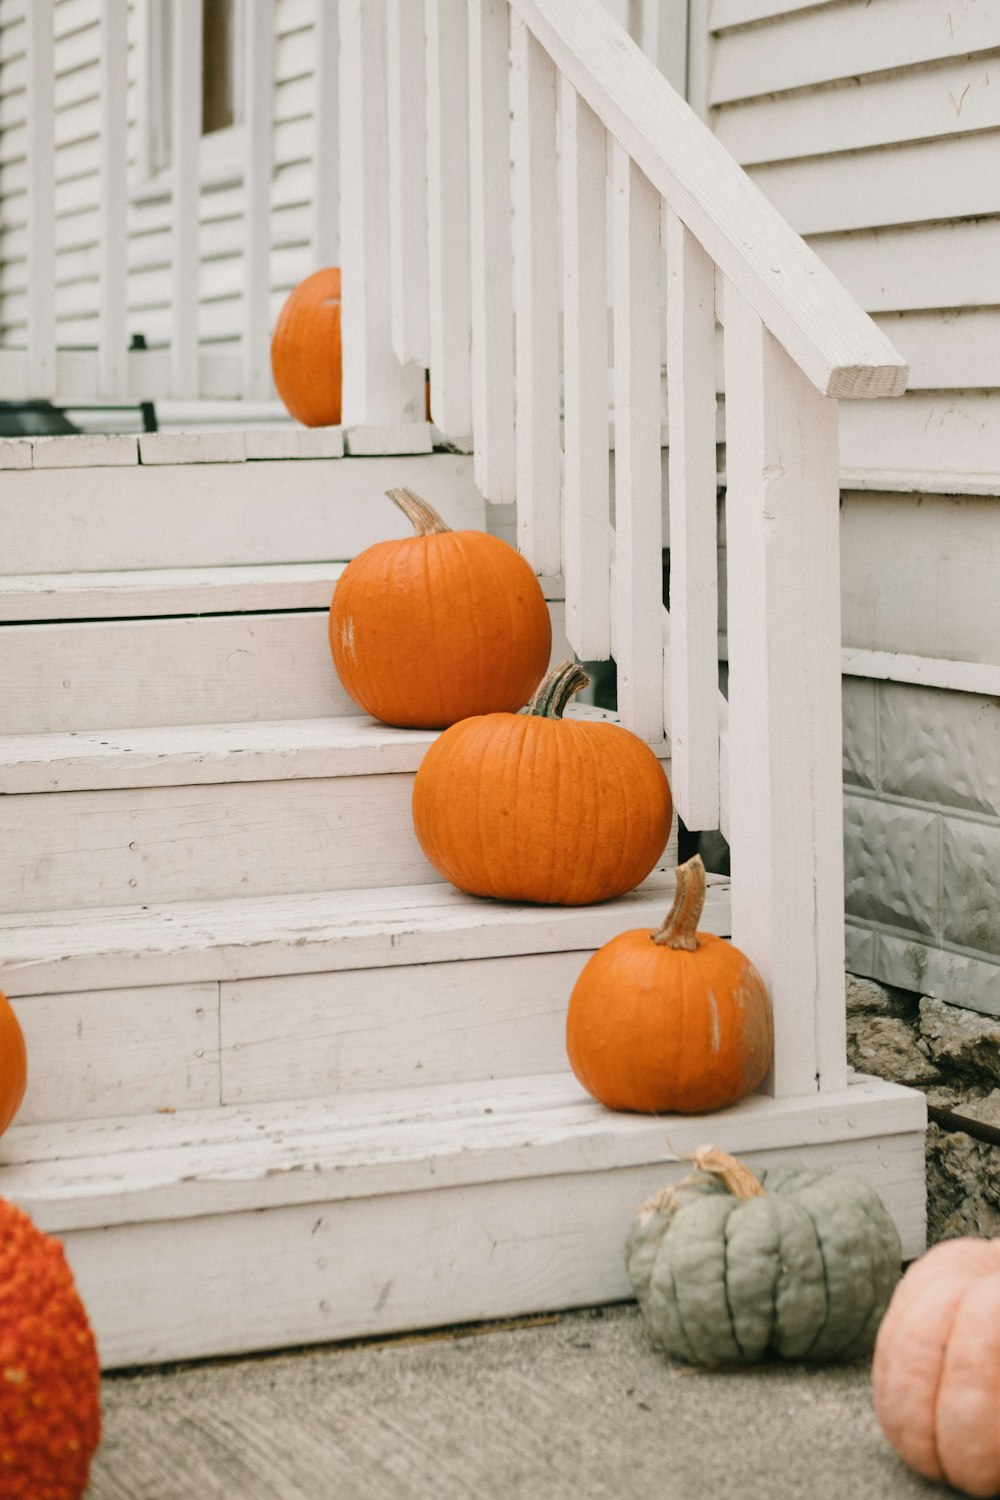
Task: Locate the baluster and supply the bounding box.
[611,143,664,741]
[511,18,560,576]
[559,80,610,659]
[311,0,339,267]
[243,0,274,399]
[171,0,202,396]
[97,0,128,397]
[664,204,719,826]
[425,0,472,442]
[25,0,55,396]
[387,0,430,369]
[723,279,846,1098]
[339,0,425,427]
[468,0,516,502]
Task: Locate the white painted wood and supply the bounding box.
[468,0,517,502]
[511,17,561,576]
[0,453,486,572]
[870,308,1000,393]
[841,469,1000,499]
[723,280,846,1099]
[717,55,1000,167]
[508,0,907,399]
[841,649,1000,699]
[221,950,592,1104]
[711,0,1000,104]
[635,0,687,96]
[242,0,275,399]
[749,131,1000,239]
[243,427,346,460]
[311,0,340,267]
[612,145,664,742]
[664,204,719,827]
[170,0,202,396]
[139,430,248,465]
[0,612,354,733]
[425,0,473,442]
[0,865,712,1001]
[343,422,434,455]
[711,0,838,25]
[686,0,710,122]
[386,0,430,368]
[813,220,1000,317]
[338,0,425,426]
[10,983,220,1125]
[0,1072,924,1365]
[559,80,611,659]
[0,773,439,914]
[840,393,1000,478]
[0,439,32,470]
[0,563,346,625]
[96,0,127,396]
[30,432,137,467]
[24,0,55,395]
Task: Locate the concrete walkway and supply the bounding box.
[86,1304,935,1500]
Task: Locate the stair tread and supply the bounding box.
[0,872,727,997]
[0,562,346,622]
[0,1070,923,1235]
[0,704,643,794]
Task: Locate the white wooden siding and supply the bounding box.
[706,0,1000,477]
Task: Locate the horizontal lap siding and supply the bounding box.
[708,0,1000,467]
[0,0,321,352]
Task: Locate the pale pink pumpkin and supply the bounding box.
[872,1237,1000,1496]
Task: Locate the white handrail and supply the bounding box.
[510,0,908,399]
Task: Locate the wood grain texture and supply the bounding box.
[386,0,431,368]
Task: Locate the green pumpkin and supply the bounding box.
[626,1146,902,1366]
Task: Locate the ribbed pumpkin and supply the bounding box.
[270,267,342,427]
[0,1198,101,1499]
[0,991,26,1136]
[872,1238,1000,1496]
[411,660,672,904]
[627,1146,902,1366]
[330,488,551,729]
[566,855,772,1113]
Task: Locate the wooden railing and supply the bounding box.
[342,0,908,1102]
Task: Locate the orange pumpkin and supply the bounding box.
[873,1238,1000,1496]
[0,991,26,1136]
[411,660,672,904]
[270,267,342,427]
[565,855,772,1112]
[330,487,551,729]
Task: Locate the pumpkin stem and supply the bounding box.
[526,660,590,719]
[386,487,452,536]
[689,1145,766,1200]
[651,855,706,952]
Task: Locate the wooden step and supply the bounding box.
[0,567,569,734]
[0,447,485,573]
[0,1070,926,1368]
[3,870,702,1127]
[0,718,448,913]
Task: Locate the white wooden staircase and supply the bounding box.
[0,435,925,1370]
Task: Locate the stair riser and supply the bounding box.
[1,612,357,733]
[55,1134,926,1370]
[0,454,486,573]
[2,602,571,734]
[10,950,593,1125]
[0,774,440,913]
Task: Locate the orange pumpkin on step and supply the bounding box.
[270,267,342,427]
[330,487,551,728]
[411,660,673,904]
[873,1238,1000,1496]
[0,990,26,1136]
[566,854,772,1112]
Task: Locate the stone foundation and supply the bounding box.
[847,974,1000,1244]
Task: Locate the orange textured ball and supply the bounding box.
[0,992,26,1136]
[270,267,342,427]
[0,1199,101,1499]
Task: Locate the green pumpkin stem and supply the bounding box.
[386,487,452,536]
[652,855,706,952]
[689,1145,766,1200]
[526,660,590,718]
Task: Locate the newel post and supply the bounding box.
[723,281,847,1099]
[338,0,426,427]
